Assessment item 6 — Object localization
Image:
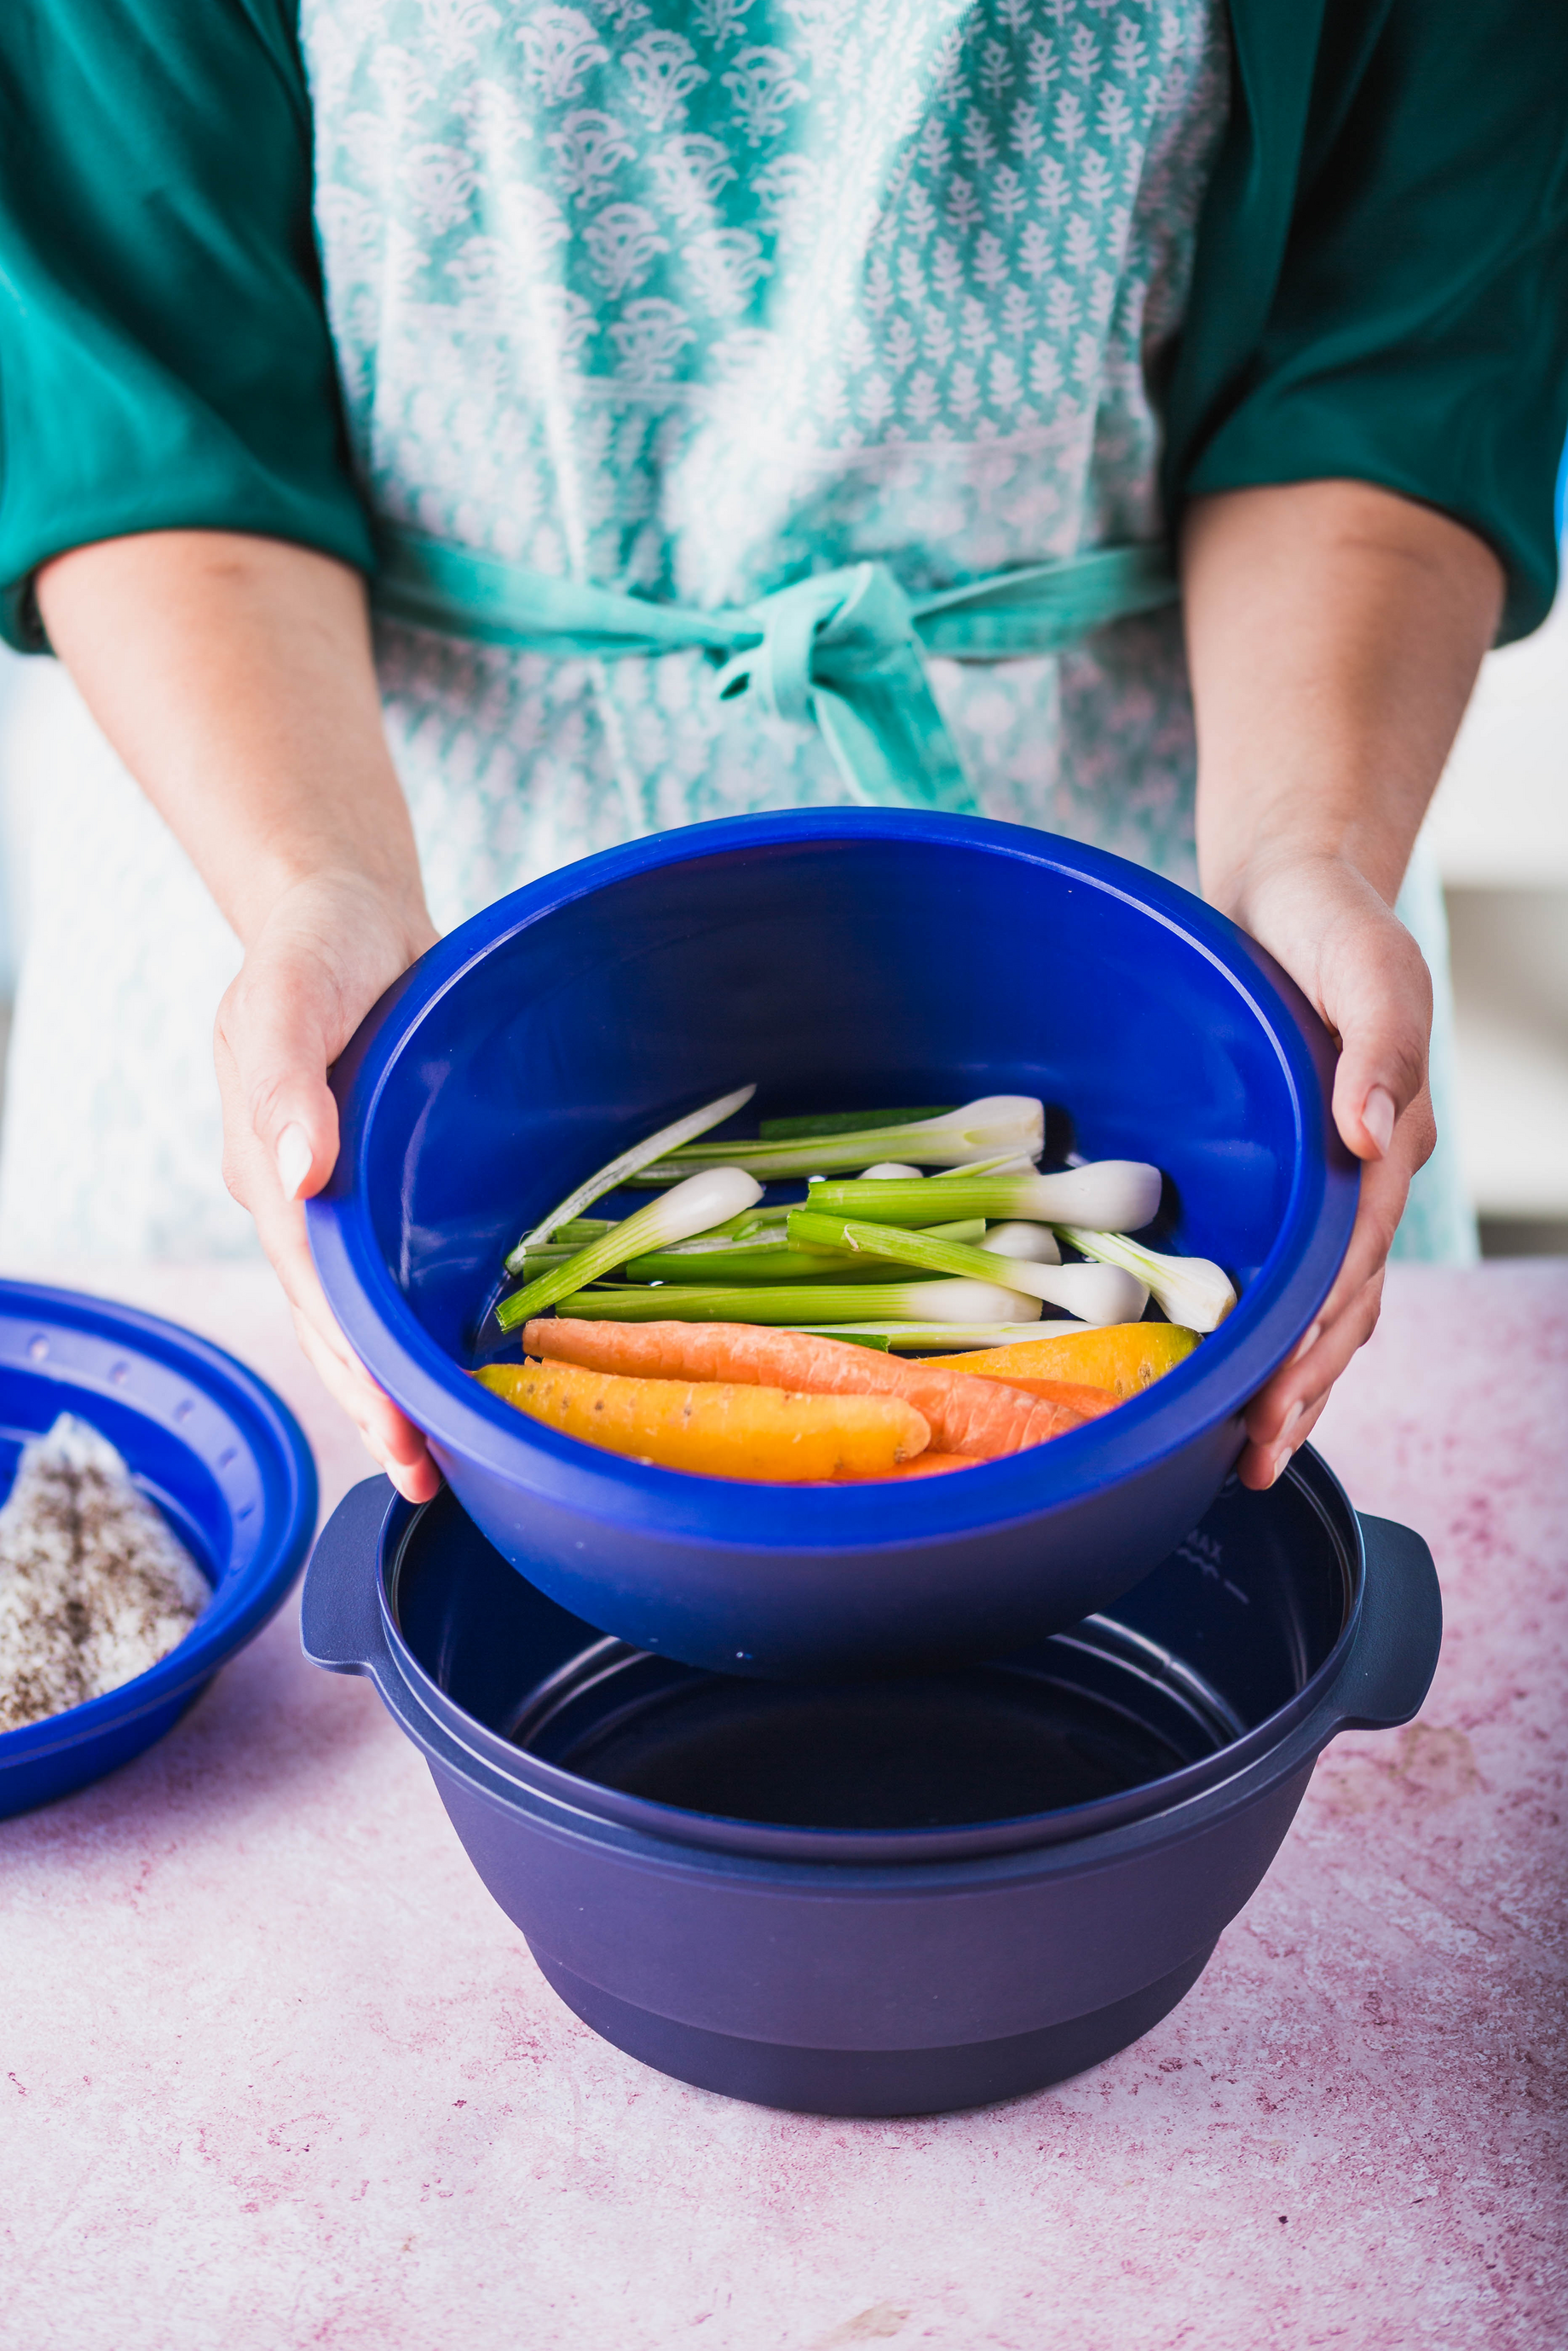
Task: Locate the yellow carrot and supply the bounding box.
[828,1452,989,1481]
[938,1322,1199,1399]
[475,1359,930,1482]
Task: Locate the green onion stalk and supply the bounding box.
[806,1160,1162,1231]
[1057,1227,1237,1332]
[757,1107,954,1141]
[620,1216,985,1284]
[622,1096,1046,1185]
[498,1167,763,1331]
[790,1323,1078,1352]
[978,1221,1062,1265]
[513,1213,629,1271]
[928,1151,1040,1180]
[553,1277,1043,1326]
[788,1209,1149,1328]
[503,1082,756,1273]
[621,1248,886,1283]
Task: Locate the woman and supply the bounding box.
[0,0,1563,1500]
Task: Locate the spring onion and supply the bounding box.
[788,1323,1077,1351]
[621,1214,987,1286]
[978,1221,1062,1265]
[862,1162,924,1179]
[805,1161,1162,1231]
[930,1152,1041,1179]
[1057,1227,1237,1333]
[627,1213,983,1267]
[758,1107,953,1141]
[622,1096,1046,1184]
[509,1212,629,1271]
[499,1167,763,1329]
[622,1248,878,1283]
[554,1278,1044,1325]
[700,1203,794,1240]
[504,1081,757,1271]
[788,1209,1147,1326]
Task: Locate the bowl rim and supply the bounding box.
[0,1279,319,1770]
[309,809,1360,1552]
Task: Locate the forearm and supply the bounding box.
[1183,481,1503,919]
[37,529,441,1497]
[35,531,428,948]
[1180,480,1505,1484]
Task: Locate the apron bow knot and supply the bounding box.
[372,530,1177,818]
[712,561,967,808]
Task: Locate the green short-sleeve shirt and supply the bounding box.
[1,0,1565,648]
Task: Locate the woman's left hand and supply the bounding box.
[1220,850,1436,1488]
[1182,480,1505,1490]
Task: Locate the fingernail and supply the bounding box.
[1279,1398,1305,1442]
[276,1123,314,1202]
[1362,1085,1396,1157]
[1270,1444,1296,1488]
[1289,1322,1323,1366]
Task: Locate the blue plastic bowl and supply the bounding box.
[0,1280,318,1819]
[308,810,1358,1677]
[303,1451,1440,2116]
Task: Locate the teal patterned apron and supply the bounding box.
[302,0,1231,908]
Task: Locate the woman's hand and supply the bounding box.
[1183,481,1503,1489]
[1216,850,1436,1488]
[214,872,442,1501]
[37,531,445,1498]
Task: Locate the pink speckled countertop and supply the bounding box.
[2,1261,1564,2351]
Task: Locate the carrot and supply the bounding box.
[834,1452,990,1480]
[522,1318,1089,1458]
[938,1322,1200,1400]
[995,1379,1121,1421]
[475,1359,930,1482]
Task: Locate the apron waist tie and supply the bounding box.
[372,527,1177,817]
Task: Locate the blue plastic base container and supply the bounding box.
[308,812,1361,1679]
[526,1948,1218,2118]
[304,1449,1439,2116]
[0,1281,317,1819]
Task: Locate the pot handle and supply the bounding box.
[301,1475,398,1682]
[1332,1513,1443,1732]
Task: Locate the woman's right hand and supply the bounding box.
[215,869,444,1501]
[37,530,447,1499]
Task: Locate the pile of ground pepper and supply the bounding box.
[0,1414,209,1733]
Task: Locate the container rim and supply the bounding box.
[371,1447,1365,1866]
[309,810,1359,1553]
[0,1279,319,1771]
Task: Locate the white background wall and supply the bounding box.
[1427,579,1568,1237]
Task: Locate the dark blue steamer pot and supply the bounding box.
[0,1281,318,1819]
[308,810,1359,1678]
[303,1449,1440,2117]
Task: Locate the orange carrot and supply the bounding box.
[989,1378,1121,1420]
[476,1359,929,1482]
[522,1318,1088,1458]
